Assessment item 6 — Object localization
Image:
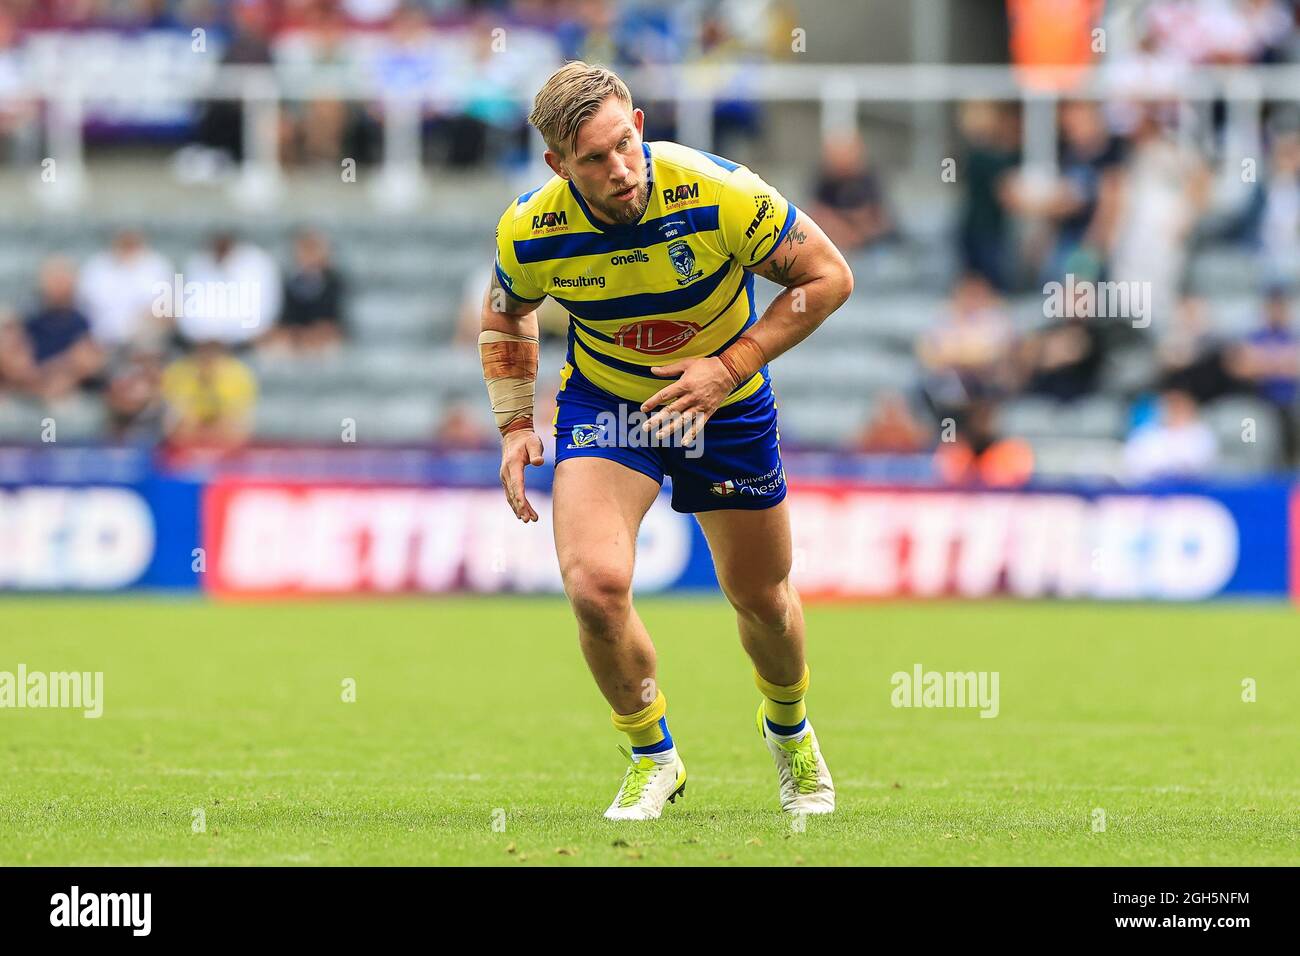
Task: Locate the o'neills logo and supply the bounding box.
[614,319,702,355]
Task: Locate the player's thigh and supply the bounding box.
[553,457,662,598]
[695,499,795,608]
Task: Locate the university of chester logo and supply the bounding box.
[531,211,567,230]
[667,239,703,285]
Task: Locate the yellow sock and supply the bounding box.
[611,690,673,754]
[755,666,809,734]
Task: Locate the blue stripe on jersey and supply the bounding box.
[554,259,731,322]
[494,261,545,303]
[513,206,720,264]
[517,186,541,204]
[571,331,663,379]
[697,149,739,172]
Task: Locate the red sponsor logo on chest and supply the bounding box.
[613,319,703,355]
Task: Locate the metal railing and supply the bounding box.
[4,60,1298,210]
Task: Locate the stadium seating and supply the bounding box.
[0,211,1292,475]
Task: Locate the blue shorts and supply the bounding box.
[553,365,787,514]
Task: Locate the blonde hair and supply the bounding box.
[528,61,633,156]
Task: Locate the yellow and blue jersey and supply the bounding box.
[494,140,797,407]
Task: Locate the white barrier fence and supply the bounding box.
[2,28,1299,210]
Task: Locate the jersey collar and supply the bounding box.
[568,141,655,233]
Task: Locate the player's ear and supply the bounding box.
[632,108,644,139]
[543,149,569,181]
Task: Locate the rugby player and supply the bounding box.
[479,62,854,820]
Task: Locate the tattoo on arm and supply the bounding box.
[757,221,809,286]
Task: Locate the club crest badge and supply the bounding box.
[667,239,703,285]
[569,423,603,449]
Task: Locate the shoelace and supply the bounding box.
[615,746,656,808]
[786,740,820,794]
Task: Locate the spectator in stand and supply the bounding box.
[1108,107,1209,326]
[362,4,453,162]
[273,2,360,166]
[917,273,1016,420]
[0,257,105,402]
[1016,279,1111,402]
[341,0,403,26]
[1158,294,1236,403]
[934,398,1035,487]
[0,9,40,164]
[808,134,893,254]
[160,341,258,450]
[105,343,166,442]
[434,401,496,450]
[1124,388,1218,481]
[174,233,283,349]
[1225,287,1300,462]
[956,101,1020,292]
[1246,131,1300,290]
[855,391,931,455]
[77,229,174,352]
[1005,100,1125,283]
[264,229,348,353]
[182,0,279,178]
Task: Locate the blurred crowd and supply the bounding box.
[0,0,795,170]
[2,0,1300,484]
[833,0,1300,483]
[0,228,349,449]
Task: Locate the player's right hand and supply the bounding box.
[499,429,545,522]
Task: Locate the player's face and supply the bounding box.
[555,98,648,226]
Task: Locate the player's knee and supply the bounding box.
[563,564,633,634]
[728,577,798,634]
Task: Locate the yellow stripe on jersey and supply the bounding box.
[494,141,797,406]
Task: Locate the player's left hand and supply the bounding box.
[640,356,733,446]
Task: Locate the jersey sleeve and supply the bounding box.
[493,204,547,303]
[716,165,799,268]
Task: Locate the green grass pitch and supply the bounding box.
[1,596,1296,866]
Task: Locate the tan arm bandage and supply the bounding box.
[717,334,767,390]
[479,329,539,436]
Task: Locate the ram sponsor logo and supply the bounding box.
[662,182,699,206]
[0,487,155,590]
[202,483,693,596]
[787,488,1241,601]
[531,210,567,230]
